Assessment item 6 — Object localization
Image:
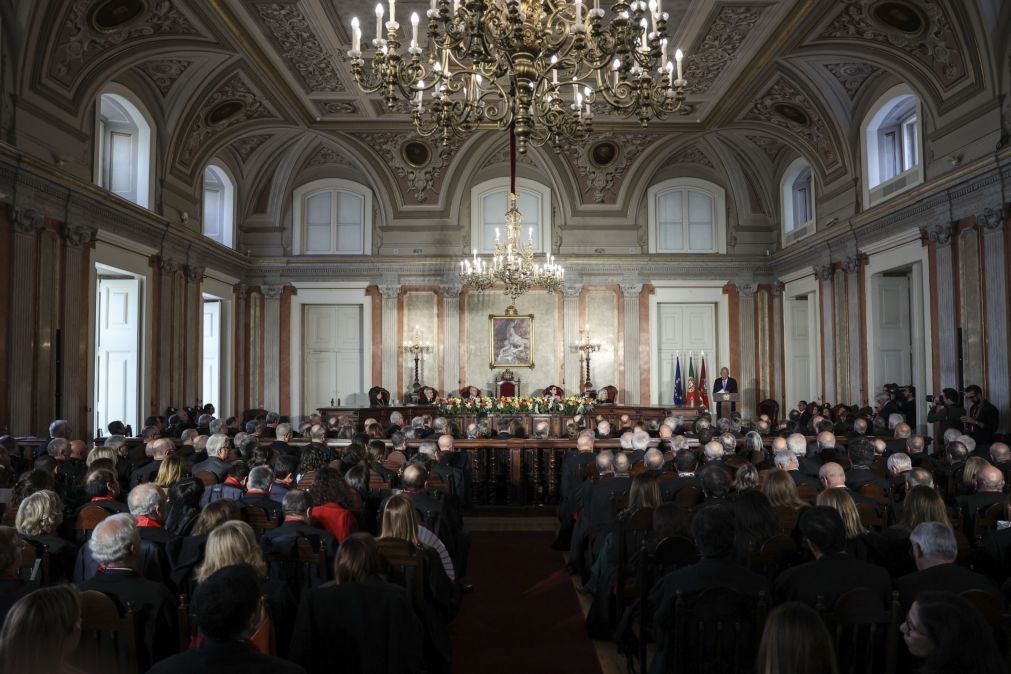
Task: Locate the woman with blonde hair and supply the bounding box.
[894,485,952,532]
[84,446,117,469]
[734,463,760,492]
[755,602,838,674]
[15,490,76,582]
[962,456,989,490]
[379,494,456,673]
[0,585,84,674]
[761,469,809,510]
[195,520,295,656]
[816,488,865,539]
[154,453,186,489]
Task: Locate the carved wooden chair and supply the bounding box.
[543,385,564,397]
[597,385,618,403]
[368,386,391,407]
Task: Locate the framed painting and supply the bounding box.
[489,313,534,368]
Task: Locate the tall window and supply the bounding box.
[96,91,152,208]
[470,178,551,254]
[647,178,726,253]
[202,164,235,247]
[862,84,924,207]
[292,179,372,255]
[781,158,816,244]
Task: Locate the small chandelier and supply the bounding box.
[459,129,563,313]
[347,0,688,155]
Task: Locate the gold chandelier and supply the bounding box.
[347,0,689,154]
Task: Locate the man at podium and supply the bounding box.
[713,367,738,418]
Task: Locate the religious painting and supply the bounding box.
[489,314,534,369]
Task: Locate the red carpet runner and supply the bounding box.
[450,530,603,674]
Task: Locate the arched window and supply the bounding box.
[471,178,552,254]
[95,89,153,208]
[647,178,726,253]
[861,84,924,207]
[292,179,372,255]
[202,163,235,247]
[781,158,816,245]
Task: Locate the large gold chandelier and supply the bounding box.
[347,0,689,154]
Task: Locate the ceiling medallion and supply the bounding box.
[89,0,150,33]
[401,140,432,169]
[206,100,246,126]
[868,1,927,38]
[589,141,620,168]
[771,102,810,127]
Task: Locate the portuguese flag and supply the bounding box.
[699,355,710,408]
[685,355,697,407]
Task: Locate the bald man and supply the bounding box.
[130,437,175,488]
[818,461,877,506]
[957,464,1007,534]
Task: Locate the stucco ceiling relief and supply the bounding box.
[250,1,347,93]
[817,0,967,89]
[350,132,460,203]
[136,58,194,96]
[685,5,769,95]
[230,133,274,164]
[567,134,655,204]
[51,0,201,88]
[823,61,881,100]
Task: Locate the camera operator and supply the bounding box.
[899,386,916,427]
[960,384,999,448]
[926,388,965,437]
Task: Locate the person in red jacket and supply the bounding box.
[307,468,359,542]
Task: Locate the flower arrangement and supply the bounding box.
[437,395,594,415]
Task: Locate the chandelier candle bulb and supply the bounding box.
[388,0,395,24]
[411,12,418,47]
[675,48,683,80]
[375,3,383,41]
[351,17,361,52]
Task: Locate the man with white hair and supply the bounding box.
[895,521,1000,608]
[127,483,176,548]
[788,433,821,477]
[703,440,724,462]
[79,514,178,668]
[629,429,651,464]
[387,410,405,436]
[35,419,72,459]
[596,419,612,439]
[817,462,875,505]
[242,466,284,523]
[192,433,232,481]
[569,450,632,575]
[130,437,175,488]
[643,448,665,473]
[773,450,820,488]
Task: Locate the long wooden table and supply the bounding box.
[317,404,703,435]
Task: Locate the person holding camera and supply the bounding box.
[926,388,965,437]
[961,384,999,447]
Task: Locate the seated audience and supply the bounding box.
[901,591,1005,674]
[290,533,423,674]
[75,467,128,515]
[0,584,82,674]
[0,527,31,624]
[15,490,76,582]
[307,468,359,542]
[163,478,205,537]
[153,453,187,489]
[895,521,1001,607]
[241,466,285,523]
[755,602,838,674]
[148,564,305,674]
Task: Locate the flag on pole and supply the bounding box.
[673,354,684,405]
[699,354,710,408]
[686,354,697,407]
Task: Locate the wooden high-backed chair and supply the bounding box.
[495,369,521,397]
[368,386,391,407]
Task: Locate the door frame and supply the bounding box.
[783,273,821,410]
[863,235,932,433]
[648,282,730,405]
[88,231,155,438]
[201,272,236,419]
[289,283,372,418]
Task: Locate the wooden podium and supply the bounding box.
[714,392,739,419]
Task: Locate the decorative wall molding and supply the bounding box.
[185,265,206,283]
[568,133,655,203]
[62,222,96,247]
[136,59,194,96]
[823,62,880,100]
[251,2,347,93]
[231,134,274,164]
[684,5,768,95]
[9,206,44,234]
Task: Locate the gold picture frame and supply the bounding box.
[489,313,535,369]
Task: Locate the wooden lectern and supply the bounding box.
[715,392,740,420]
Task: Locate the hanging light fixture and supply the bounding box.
[347,0,688,155]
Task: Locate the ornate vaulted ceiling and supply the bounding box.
[6,0,1007,255]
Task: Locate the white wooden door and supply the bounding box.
[657,303,716,404]
[95,278,140,433]
[787,297,812,407]
[303,305,363,412]
[874,275,912,390]
[202,300,221,412]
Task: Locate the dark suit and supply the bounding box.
[262,520,339,561]
[78,568,178,670]
[290,578,424,674]
[191,456,231,481]
[242,491,285,523]
[895,563,1001,608]
[787,469,821,489]
[148,640,306,674]
[713,377,739,418]
[967,400,1000,445]
[846,467,892,495]
[129,459,162,487]
[775,552,892,608]
[956,491,1007,534]
[269,440,292,455]
[659,474,703,501]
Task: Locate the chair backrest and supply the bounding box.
[194,471,218,486]
[242,408,268,423]
[796,484,819,504]
[615,507,655,618]
[71,590,138,674]
[543,385,564,397]
[244,506,279,535]
[75,505,111,536]
[749,535,799,580]
[368,386,390,407]
[598,385,618,403]
[756,399,780,425]
[653,536,699,574]
[818,588,900,674]
[673,486,703,508]
[856,502,885,530]
[248,599,276,656]
[497,380,518,398]
[670,587,768,674]
[297,470,317,490]
[376,537,426,612]
[771,505,800,533]
[973,498,1009,543]
[297,535,331,584]
[15,539,49,585]
[384,450,408,468]
[369,470,391,492]
[858,483,888,505]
